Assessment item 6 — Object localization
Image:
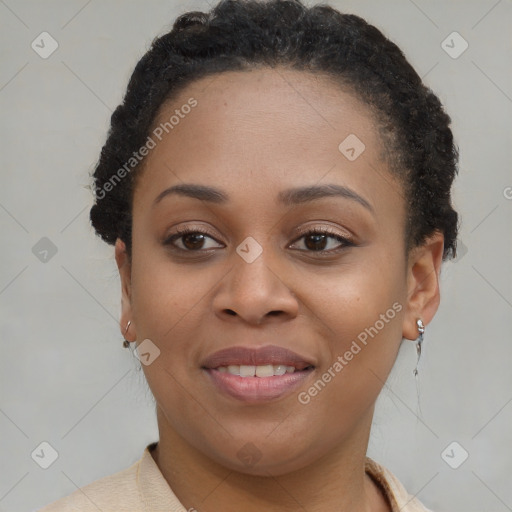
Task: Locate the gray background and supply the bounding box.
[1,0,511,511]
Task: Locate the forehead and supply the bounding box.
[134,67,393,210]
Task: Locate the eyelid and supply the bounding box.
[163,225,224,247]
[163,223,355,253]
[290,224,355,244]
[288,225,354,251]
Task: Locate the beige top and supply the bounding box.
[39,443,432,511]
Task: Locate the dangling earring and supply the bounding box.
[122,320,132,348]
[413,319,425,376]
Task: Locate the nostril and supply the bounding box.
[225,309,237,316]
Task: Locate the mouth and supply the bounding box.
[215,363,314,377]
[201,345,316,403]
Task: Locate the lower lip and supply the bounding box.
[203,368,314,403]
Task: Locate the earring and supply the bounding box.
[413,319,425,376]
[122,320,132,348]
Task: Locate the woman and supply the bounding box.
[41,0,458,510]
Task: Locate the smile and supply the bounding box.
[201,345,316,402]
[216,364,310,377]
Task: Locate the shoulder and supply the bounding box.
[38,443,184,512]
[38,458,142,512]
[365,458,435,512]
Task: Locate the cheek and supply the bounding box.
[300,254,405,400]
[130,243,220,339]
[304,250,405,345]
[129,254,212,427]
[129,248,227,399]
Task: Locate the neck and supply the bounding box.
[151,406,390,512]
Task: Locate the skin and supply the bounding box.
[115,67,444,511]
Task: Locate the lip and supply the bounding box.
[201,345,316,403]
[201,345,316,370]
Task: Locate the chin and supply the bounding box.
[203,436,325,477]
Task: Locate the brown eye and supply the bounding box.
[289,229,354,253]
[304,233,329,251]
[164,228,224,252]
[182,233,207,250]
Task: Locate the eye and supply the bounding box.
[163,226,354,254]
[163,227,224,252]
[289,228,354,253]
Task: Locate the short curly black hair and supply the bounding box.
[89,0,459,261]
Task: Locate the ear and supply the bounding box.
[115,238,136,342]
[402,231,445,340]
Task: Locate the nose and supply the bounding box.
[212,250,299,326]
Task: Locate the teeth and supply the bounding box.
[239,365,256,377]
[255,364,274,377]
[217,364,301,377]
[227,365,240,376]
[274,365,287,376]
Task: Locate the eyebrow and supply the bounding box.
[153,183,374,213]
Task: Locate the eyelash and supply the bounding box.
[163,226,354,256]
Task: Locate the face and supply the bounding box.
[116,67,441,476]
